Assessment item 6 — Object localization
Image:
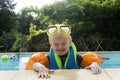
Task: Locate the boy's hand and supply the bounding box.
[38,66,54,79]
[85,62,101,75]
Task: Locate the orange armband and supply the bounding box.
[80,52,103,68]
[25,52,49,70]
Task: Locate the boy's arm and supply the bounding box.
[79,52,103,74]
[25,52,54,78]
[80,52,103,68]
[33,62,54,78]
[25,52,49,70]
[32,62,46,72]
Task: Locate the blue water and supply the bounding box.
[99,53,120,68]
[0,53,120,70]
[0,53,32,70]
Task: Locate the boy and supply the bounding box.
[26,24,103,79]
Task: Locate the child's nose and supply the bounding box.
[58,44,63,49]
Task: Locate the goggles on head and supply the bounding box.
[47,24,71,36]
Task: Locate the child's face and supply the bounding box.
[50,35,71,56]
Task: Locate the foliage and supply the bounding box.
[0,0,17,36]
[17,6,42,35]
[11,32,28,51]
[0,0,18,46]
[1,0,120,51]
[38,0,120,51]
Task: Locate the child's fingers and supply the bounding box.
[84,64,102,75]
[95,67,102,74]
[38,72,50,79]
[91,66,101,75]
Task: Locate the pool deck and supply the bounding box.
[0,68,120,80]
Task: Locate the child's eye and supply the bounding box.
[54,43,58,46]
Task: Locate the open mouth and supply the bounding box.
[57,49,65,53]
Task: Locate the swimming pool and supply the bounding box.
[0,52,33,70]
[100,53,120,68]
[0,52,120,70]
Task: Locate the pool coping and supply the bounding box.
[0,69,120,80]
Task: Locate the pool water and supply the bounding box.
[0,53,120,70]
[100,53,120,68]
[0,53,32,70]
[0,59,19,70]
